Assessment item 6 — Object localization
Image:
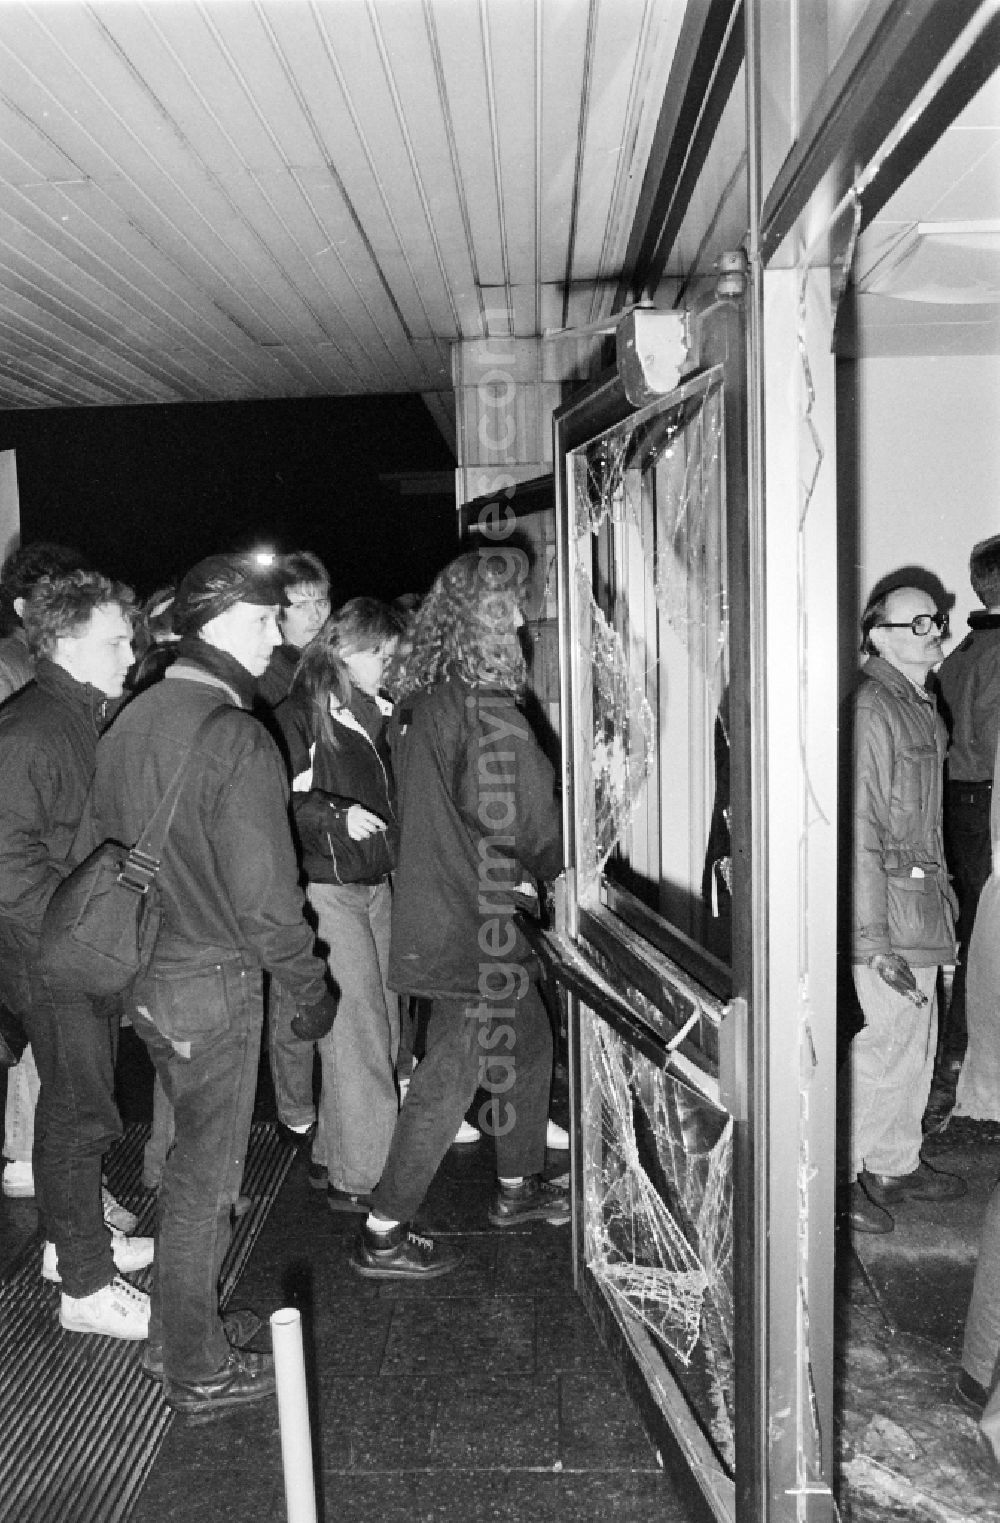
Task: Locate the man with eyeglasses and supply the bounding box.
[255,550,334,1156]
[840,583,967,1235]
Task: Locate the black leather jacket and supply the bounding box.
[277,686,398,885]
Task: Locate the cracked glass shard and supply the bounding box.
[582,1008,735,1473]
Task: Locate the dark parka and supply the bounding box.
[0,658,111,951]
[933,611,1000,782]
[0,628,34,706]
[79,653,330,1019]
[387,676,562,1000]
[851,654,957,968]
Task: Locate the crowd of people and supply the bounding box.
[3,524,1000,1454]
[837,535,1000,1465]
[0,537,570,1418]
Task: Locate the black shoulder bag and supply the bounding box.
[39,710,223,997]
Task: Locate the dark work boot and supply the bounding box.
[164,1348,276,1416]
[837,1180,893,1235]
[488,1174,571,1228]
[922,1057,963,1134]
[861,1157,967,1206]
[350,1223,462,1281]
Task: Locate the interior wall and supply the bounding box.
[855,352,1000,655]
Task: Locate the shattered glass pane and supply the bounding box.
[576,566,657,888]
[581,1003,736,1474]
[569,370,731,964]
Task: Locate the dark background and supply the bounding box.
[0,395,459,603]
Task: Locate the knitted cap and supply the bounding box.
[172,553,288,636]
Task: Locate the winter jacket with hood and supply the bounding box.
[850,654,957,967]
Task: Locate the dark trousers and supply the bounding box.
[0,934,121,1298]
[942,780,993,1059]
[131,959,262,1383]
[371,977,552,1224]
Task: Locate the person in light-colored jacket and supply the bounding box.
[839,582,966,1235]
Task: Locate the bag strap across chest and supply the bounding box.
[121,707,228,887]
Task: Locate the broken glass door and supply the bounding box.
[540,300,755,1523]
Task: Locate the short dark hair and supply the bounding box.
[281,550,330,590]
[23,570,135,659]
[860,592,891,656]
[970,535,1000,608]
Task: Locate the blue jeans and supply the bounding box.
[142,1071,175,1190]
[131,957,262,1382]
[266,974,317,1131]
[3,1043,39,1162]
[308,879,399,1193]
[0,934,121,1297]
[371,978,552,1224]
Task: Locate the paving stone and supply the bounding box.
[534,1296,620,1377]
[131,1404,285,1523]
[557,1368,663,1470]
[381,1293,537,1377]
[494,1224,576,1297]
[316,1469,564,1522]
[431,1371,561,1468]
[318,1372,439,1470]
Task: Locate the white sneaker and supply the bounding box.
[42,1232,155,1284]
[102,1186,138,1235]
[453,1118,481,1145]
[546,1119,570,1150]
[60,1276,150,1340]
[2,1160,34,1198]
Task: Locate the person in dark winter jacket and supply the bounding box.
[256,549,331,710]
[350,551,569,1283]
[276,597,404,1211]
[0,569,153,1341]
[78,552,337,1418]
[0,541,92,705]
[0,543,96,1209]
[924,533,1000,1128]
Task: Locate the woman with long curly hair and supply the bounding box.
[276,596,404,1211]
[350,550,568,1281]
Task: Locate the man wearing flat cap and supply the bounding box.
[78,551,337,1417]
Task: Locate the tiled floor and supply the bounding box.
[3,1032,999,1521]
[127,1080,688,1523]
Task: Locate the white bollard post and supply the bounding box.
[270,1308,318,1523]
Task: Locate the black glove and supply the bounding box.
[291,989,338,1041]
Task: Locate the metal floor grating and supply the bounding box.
[0,1121,295,1523]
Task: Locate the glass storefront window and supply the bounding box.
[568,365,731,989]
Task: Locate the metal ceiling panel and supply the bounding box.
[0,0,681,409]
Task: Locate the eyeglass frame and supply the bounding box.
[874,611,949,637]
